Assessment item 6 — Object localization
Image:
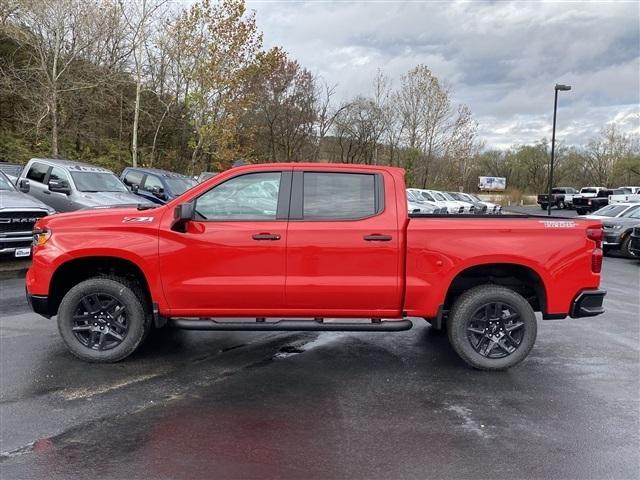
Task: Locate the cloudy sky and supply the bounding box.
[246,0,640,149]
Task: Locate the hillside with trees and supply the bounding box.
[1,0,638,192]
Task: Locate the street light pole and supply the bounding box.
[547,83,571,216]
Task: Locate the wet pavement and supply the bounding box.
[1,257,639,479]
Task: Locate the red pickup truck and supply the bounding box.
[26,163,605,370]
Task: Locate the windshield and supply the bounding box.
[441,192,456,201]
[432,192,446,201]
[165,177,197,196]
[449,192,465,201]
[70,172,128,192]
[621,206,640,218]
[0,172,16,191]
[420,191,435,202]
[592,205,628,217]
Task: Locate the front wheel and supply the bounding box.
[539,204,547,210]
[57,278,150,362]
[447,285,537,370]
[576,208,586,215]
[557,200,566,209]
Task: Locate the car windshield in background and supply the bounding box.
[432,192,447,201]
[592,205,628,217]
[441,192,456,201]
[165,177,197,196]
[0,172,16,191]
[70,172,128,192]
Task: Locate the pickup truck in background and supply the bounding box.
[608,186,640,205]
[0,170,54,257]
[26,163,605,371]
[16,158,154,212]
[537,187,578,210]
[574,189,614,215]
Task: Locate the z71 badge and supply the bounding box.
[122,216,154,223]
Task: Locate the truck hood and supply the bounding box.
[36,204,164,230]
[75,191,155,208]
[0,190,55,213]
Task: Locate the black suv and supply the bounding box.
[121,167,197,204]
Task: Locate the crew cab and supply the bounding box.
[574,189,614,215]
[0,171,54,257]
[608,186,640,205]
[537,187,577,210]
[121,167,197,204]
[26,164,606,370]
[16,158,153,212]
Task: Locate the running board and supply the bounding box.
[168,318,413,332]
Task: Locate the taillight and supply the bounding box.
[587,226,603,244]
[587,226,603,273]
[592,248,603,273]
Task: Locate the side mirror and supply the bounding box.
[174,202,195,221]
[172,202,195,232]
[18,179,30,193]
[131,183,139,193]
[48,179,71,195]
[151,185,165,199]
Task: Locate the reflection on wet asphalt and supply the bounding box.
[0,257,638,479]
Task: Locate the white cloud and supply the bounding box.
[247,0,640,148]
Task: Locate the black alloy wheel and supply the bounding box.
[72,293,129,351]
[466,302,524,359]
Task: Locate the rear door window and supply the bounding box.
[26,162,50,183]
[302,172,378,220]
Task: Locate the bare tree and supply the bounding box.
[6,0,111,156]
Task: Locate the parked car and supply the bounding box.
[461,193,502,214]
[121,167,197,205]
[574,189,615,215]
[448,192,487,214]
[629,227,640,258]
[406,190,446,214]
[411,189,464,214]
[16,158,154,212]
[585,202,640,220]
[440,191,475,213]
[0,170,54,258]
[608,187,640,205]
[537,187,578,210]
[27,163,605,371]
[601,207,640,258]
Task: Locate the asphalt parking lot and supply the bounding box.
[1,253,639,479]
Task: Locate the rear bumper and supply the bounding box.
[26,288,51,318]
[570,289,606,318]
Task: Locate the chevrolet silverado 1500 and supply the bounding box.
[26,164,606,370]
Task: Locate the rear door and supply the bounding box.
[285,167,402,316]
[24,162,51,204]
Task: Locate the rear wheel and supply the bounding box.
[57,278,150,362]
[539,204,547,210]
[447,285,537,370]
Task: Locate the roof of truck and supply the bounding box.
[29,158,112,173]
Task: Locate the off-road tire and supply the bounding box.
[447,285,537,370]
[57,278,150,362]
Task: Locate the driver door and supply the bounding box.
[158,169,291,317]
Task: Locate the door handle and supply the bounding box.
[364,234,392,242]
[252,233,281,241]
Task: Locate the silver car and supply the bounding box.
[17,158,154,212]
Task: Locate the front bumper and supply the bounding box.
[570,289,606,318]
[603,232,622,246]
[26,288,51,318]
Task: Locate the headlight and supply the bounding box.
[612,225,624,230]
[33,228,51,246]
